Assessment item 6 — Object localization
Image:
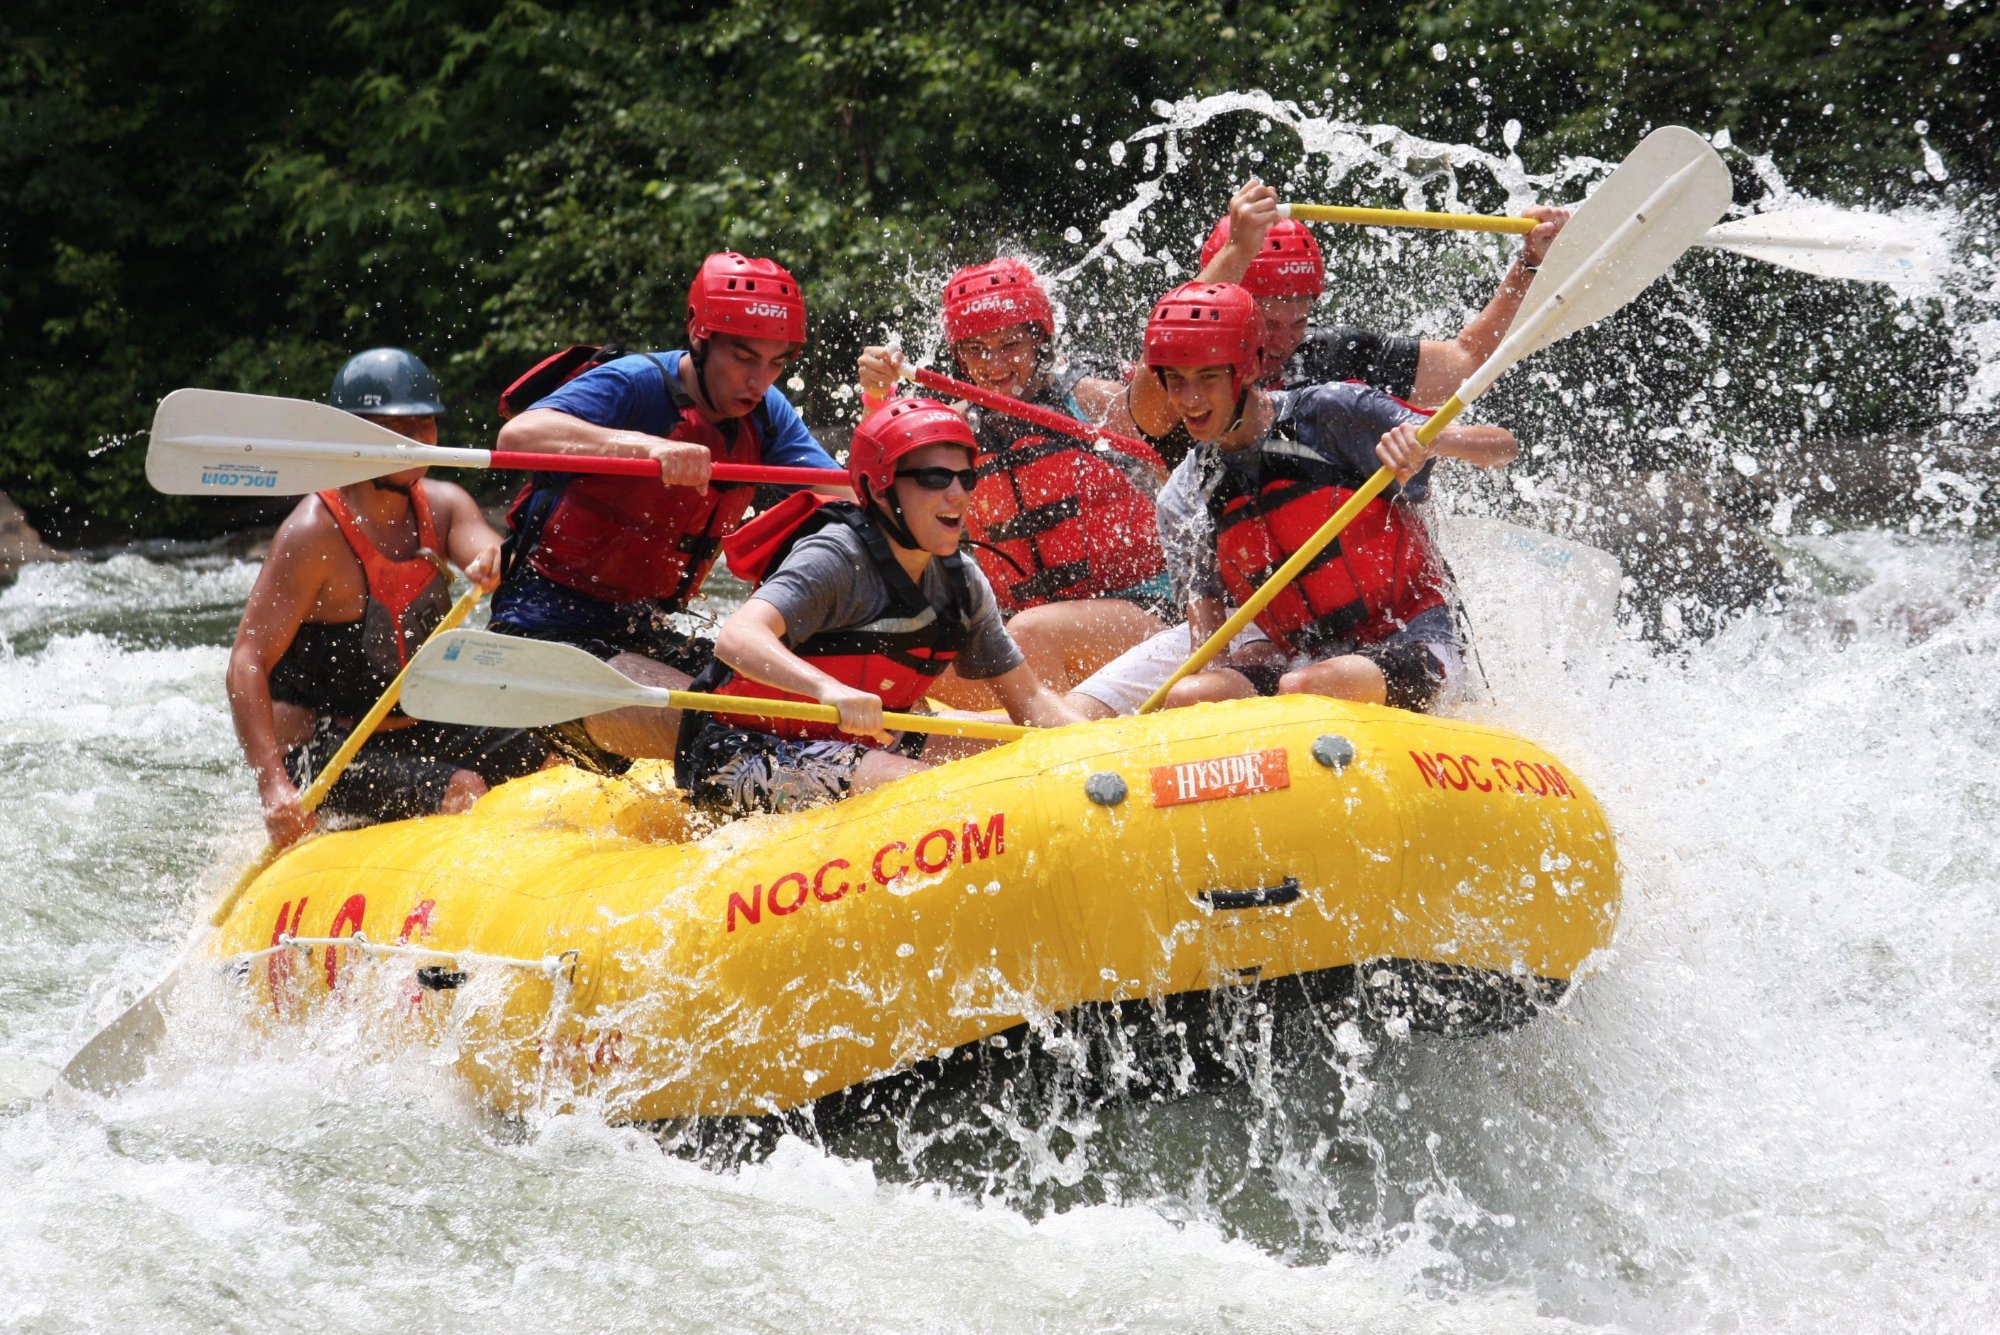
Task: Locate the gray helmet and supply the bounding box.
[328,347,447,417]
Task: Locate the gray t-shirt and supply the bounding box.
[752,523,1026,681]
[1157,382,1428,607]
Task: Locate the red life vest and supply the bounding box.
[966,433,1167,613]
[696,493,973,747]
[1205,432,1447,657]
[511,397,764,608]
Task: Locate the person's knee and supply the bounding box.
[1163,670,1252,710]
[438,768,488,814]
[1281,656,1386,704]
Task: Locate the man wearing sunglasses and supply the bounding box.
[676,397,1082,816]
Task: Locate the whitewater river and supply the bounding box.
[1,517,1994,1332]
[5,100,1997,1332]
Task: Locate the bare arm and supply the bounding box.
[1374,421,1518,483]
[1409,205,1571,404]
[426,480,505,589]
[1130,181,1282,436]
[714,598,893,743]
[497,406,712,489]
[985,662,1088,729]
[227,510,335,847]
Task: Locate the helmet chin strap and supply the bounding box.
[689,337,716,416]
[1224,384,1251,436]
[860,479,919,549]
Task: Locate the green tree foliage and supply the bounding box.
[1,0,1991,541]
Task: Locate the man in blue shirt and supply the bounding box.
[490,252,845,768]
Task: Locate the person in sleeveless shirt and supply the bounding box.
[227,349,546,848]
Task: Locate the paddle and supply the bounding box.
[147,389,848,498]
[1138,126,1732,714]
[400,630,1032,743]
[1281,200,1931,285]
[58,577,489,1096]
[899,366,1169,473]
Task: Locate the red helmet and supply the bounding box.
[941,258,1055,344]
[1143,282,1265,390]
[1199,217,1325,298]
[686,252,807,345]
[848,397,977,498]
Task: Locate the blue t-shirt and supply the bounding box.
[1157,382,1428,606]
[530,351,837,471]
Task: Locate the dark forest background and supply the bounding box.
[3,0,1993,543]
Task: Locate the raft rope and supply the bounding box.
[231,932,579,982]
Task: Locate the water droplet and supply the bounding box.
[1063,226,1083,244]
[1430,43,1448,60]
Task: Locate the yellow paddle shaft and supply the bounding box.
[667,689,1029,743]
[1286,203,1538,236]
[1137,396,1467,714]
[211,583,487,926]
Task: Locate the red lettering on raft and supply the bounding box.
[728,812,1010,931]
[915,828,955,874]
[813,859,851,903]
[961,813,1004,862]
[1409,750,1576,801]
[324,893,367,991]
[768,872,809,916]
[267,896,307,1012]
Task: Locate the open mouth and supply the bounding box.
[936,511,964,534]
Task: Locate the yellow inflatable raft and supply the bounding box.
[211,696,1619,1120]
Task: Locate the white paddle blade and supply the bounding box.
[401,630,665,728]
[146,388,491,496]
[1699,207,1934,285]
[1515,127,1734,360]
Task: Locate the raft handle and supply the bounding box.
[416,966,468,991]
[1198,877,1302,911]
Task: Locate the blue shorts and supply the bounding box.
[489,566,713,674]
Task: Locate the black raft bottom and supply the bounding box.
[640,960,1567,1161]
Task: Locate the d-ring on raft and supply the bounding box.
[208,695,1619,1120]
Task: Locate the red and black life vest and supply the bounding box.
[269,485,451,720]
[956,367,1168,613]
[1205,431,1447,658]
[966,432,1167,613]
[505,353,767,608]
[692,492,974,747]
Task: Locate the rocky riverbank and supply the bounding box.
[0,492,68,581]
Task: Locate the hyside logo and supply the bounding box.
[1150,749,1291,808]
[198,464,281,489]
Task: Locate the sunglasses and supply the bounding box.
[895,466,981,493]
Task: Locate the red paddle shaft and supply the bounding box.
[906,368,1168,473]
[489,451,843,487]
